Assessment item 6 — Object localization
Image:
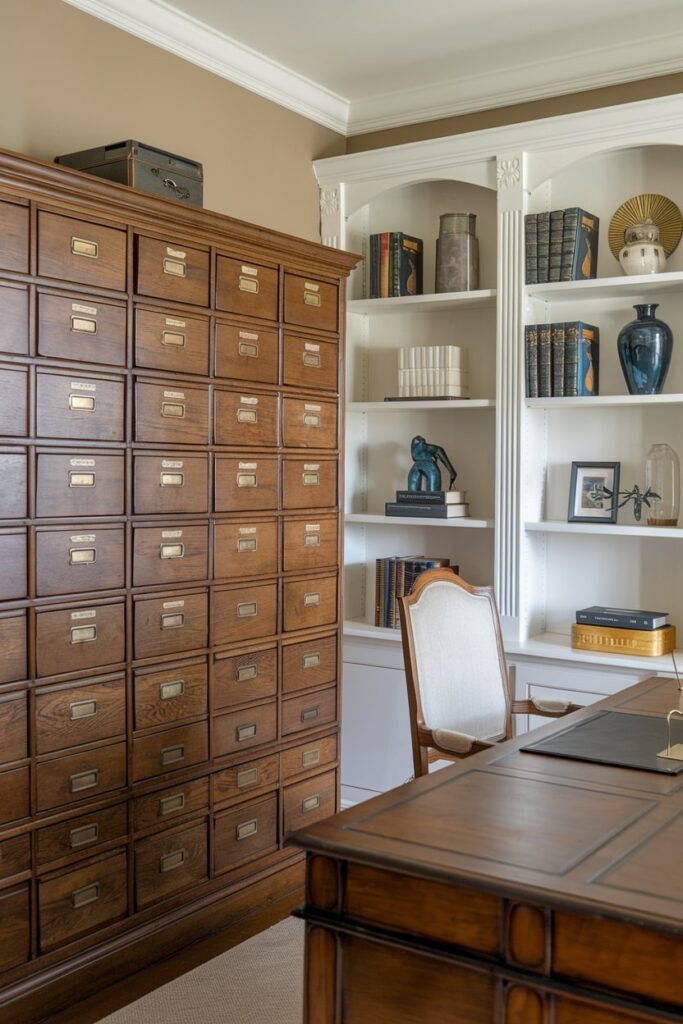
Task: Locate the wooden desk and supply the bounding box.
[290,677,683,1023]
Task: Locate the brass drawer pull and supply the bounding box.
[237,766,259,788]
[69,822,99,848]
[304,592,321,607]
[160,744,185,766]
[161,401,185,418]
[162,330,185,347]
[70,699,98,720]
[70,769,99,793]
[70,624,97,644]
[239,275,259,294]
[160,792,185,816]
[160,542,184,559]
[237,601,257,618]
[236,664,257,682]
[69,394,95,412]
[304,533,321,548]
[160,848,186,872]
[303,653,321,669]
[161,612,185,629]
[69,547,96,565]
[71,237,99,259]
[160,679,185,700]
[303,471,320,486]
[236,723,257,742]
[69,471,95,487]
[71,882,100,909]
[236,408,257,424]
[304,292,321,307]
[301,706,320,723]
[303,352,321,367]
[237,472,257,488]
[160,472,184,487]
[302,793,321,812]
[236,819,258,841]
[239,341,259,358]
[303,411,321,428]
[302,748,321,768]
[163,257,186,278]
[71,315,97,334]
[237,537,257,553]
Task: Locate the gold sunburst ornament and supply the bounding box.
[609,193,683,261]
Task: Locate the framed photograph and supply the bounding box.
[568,462,620,523]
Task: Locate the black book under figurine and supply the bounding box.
[576,606,669,631]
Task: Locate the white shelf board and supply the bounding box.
[507,631,681,673]
[527,393,683,409]
[348,399,495,413]
[344,619,402,642]
[526,270,683,302]
[347,289,496,315]
[346,513,494,529]
[526,520,683,539]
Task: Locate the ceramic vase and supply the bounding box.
[645,443,680,526]
[617,303,673,395]
[618,220,667,276]
[435,213,479,293]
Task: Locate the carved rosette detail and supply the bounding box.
[320,188,339,217]
[497,158,521,190]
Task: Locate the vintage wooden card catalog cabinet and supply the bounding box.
[0,149,356,1024]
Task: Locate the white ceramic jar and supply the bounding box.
[619,220,667,275]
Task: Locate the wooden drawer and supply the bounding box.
[0,834,31,881]
[215,322,278,383]
[134,659,208,730]
[281,733,338,780]
[214,519,278,580]
[134,590,208,660]
[38,211,126,291]
[135,380,210,445]
[283,768,336,835]
[37,292,127,366]
[132,721,208,782]
[134,452,209,515]
[0,767,29,826]
[282,396,337,449]
[36,741,127,812]
[38,850,127,952]
[214,792,277,873]
[0,691,27,766]
[133,776,209,832]
[36,369,125,442]
[282,685,337,737]
[282,457,337,510]
[213,700,277,758]
[213,752,279,806]
[0,528,27,600]
[37,803,128,866]
[214,389,278,447]
[35,673,125,755]
[36,450,125,518]
[0,282,29,355]
[136,236,210,307]
[135,307,210,376]
[0,886,30,971]
[133,523,209,587]
[283,516,337,573]
[213,582,278,646]
[282,634,337,694]
[36,524,125,596]
[0,449,27,518]
[216,255,278,321]
[0,363,28,437]
[0,200,29,273]
[283,334,338,391]
[283,574,337,632]
[213,645,277,710]
[135,819,208,910]
[36,601,125,679]
[284,273,338,333]
[0,611,27,685]
[214,455,279,513]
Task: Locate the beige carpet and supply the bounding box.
[99,916,304,1024]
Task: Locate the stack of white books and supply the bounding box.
[397,345,469,398]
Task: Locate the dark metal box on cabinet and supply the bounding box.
[282,396,337,449]
[282,456,337,510]
[284,273,339,334]
[214,455,279,513]
[282,574,337,632]
[36,450,125,518]
[133,776,209,832]
[38,850,128,953]
[0,766,29,826]
[133,659,208,730]
[0,833,31,882]
[131,722,208,782]
[282,516,338,573]
[213,792,278,873]
[214,389,278,447]
[0,282,29,355]
[215,322,278,384]
[0,885,30,972]
[134,307,210,376]
[132,523,209,587]
[38,211,127,291]
[56,141,203,205]
[0,691,27,766]
[0,527,27,601]
[133,589,208,660]
[283,334,338,391]
[34,673,126,754]
[216,255,278,321]
[282,767,336,835]
[35,600,126,678]
[0,199,29,273]
[0,448,27,518]
[134,819,208,910]
[136,236,210,307]
[133,452,209,514]
[35,740,127,812]
[135,380,210,445]
[37,291,127,366]
[214,518,278,580]
[213,752,279,807]
[282,685,337,738]
[36,802,128,866]
[213,581,278,646]
[212,700,277,758]
[0,610,27,685]
[213,645,277,710]
[0,363,28,437]
[35,524,125,596]
[36,368,125,441]
[282,634,336,694]
[280,733,337,780]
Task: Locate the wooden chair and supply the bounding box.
[398,568,582,777]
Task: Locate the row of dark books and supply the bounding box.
[525,322,599,398]
[385,489,469,519]
[525,208,599,285]
[369,232,424,298]
[375,556,455,629]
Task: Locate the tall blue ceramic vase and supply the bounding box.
[617,303,673,395]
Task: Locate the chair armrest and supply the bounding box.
[512,697,583,718]
[419,724,495,758]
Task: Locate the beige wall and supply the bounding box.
[1,0,344,241]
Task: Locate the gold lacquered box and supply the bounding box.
[571,622,676,657]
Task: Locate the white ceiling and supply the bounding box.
[63,0,683,135]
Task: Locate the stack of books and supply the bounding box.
[572,605,676,657]
[375,555,455,628]
[369,232,424,298]
[525,208,599,284]
[525,321,599,398]
[395,345,469,399]
[385,489,469,519]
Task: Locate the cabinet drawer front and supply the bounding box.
[135,381,209,445]
[134,453,209,515]
[212,701,277,758]
[283,575,337,632]
[283,768,336,835]
[0,450,27,518]
[0,529,27,601]
[0,833,31,881]
[133,524,209,587]
[36,525,125,597]
[213,753,279,806]
[36,451,125,518]
[134,591,208,660]
[214,519,278,580]
[214,792,277,873]
[0,282,29,355]
[38,211,126,291]
[0,886,30,971]
[282,635,337,694]
[215,322,278,383]
[283,334,338,391]
[0,767,29,826]
[216,255,278,321]
[135,308,210,376]
[37,292,126,366]
[214,390,278,447]
[134,660,208,730]
[282,686,336,737]
[213,582,278,646]
[38,850,127,952]
[282,458,337,510]
[0,200,29,273]
[136,236,210,307]
[133,776,209,832]
[35,674,125,754]
[284,273,338,333]
[132,721,208,782]
[0,611,27,685]
[135,819,208,910]
[36,370,125,441]
[282,397,337,449]
[36,602,125,679]
[213,646,277,710]
[214,456,279,513]
[0,691,27,767]
[0,364,28,437]
[37,803,128,866]
[282,517,337,573]
[36,741,127,812]
[281,733,338,780]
